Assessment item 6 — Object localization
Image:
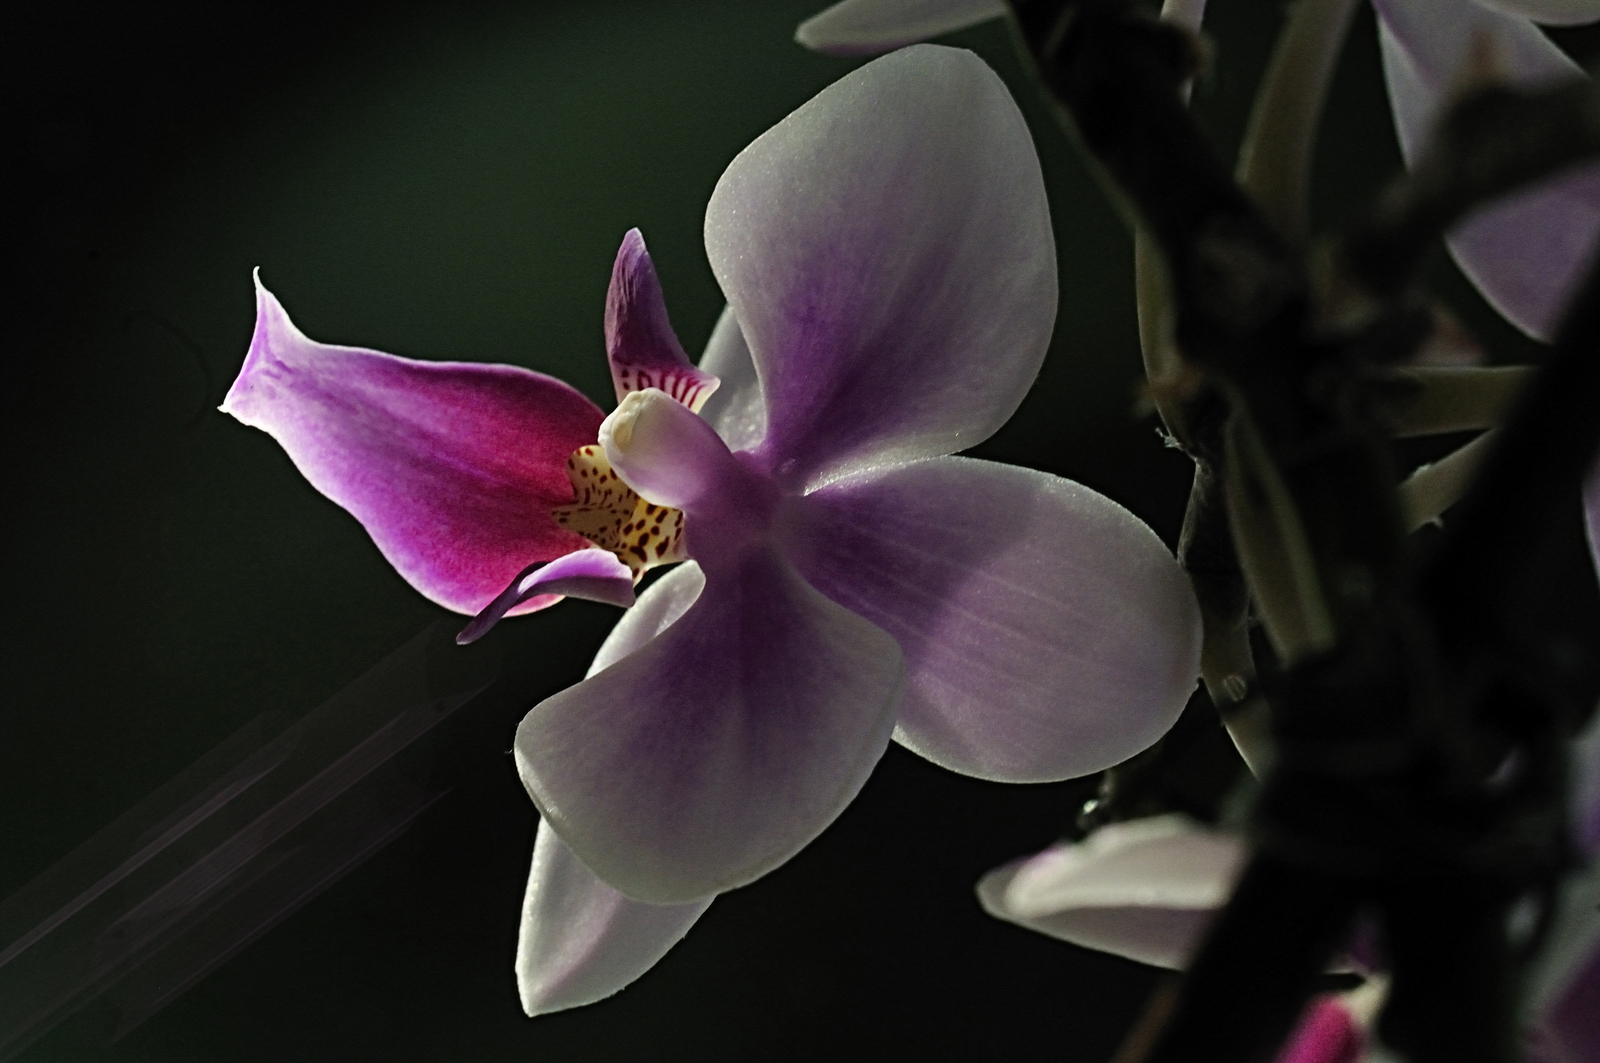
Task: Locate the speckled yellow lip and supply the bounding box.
[551,444,688,577]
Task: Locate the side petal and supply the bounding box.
[695,307,767,454]
[456,550,636,646]
[1375,0,1600,339]
[795,0,1006,56]
[975,816,1245,970]
[515,547,904,904]
[705,45,1056,487]
[606,230,719,412]
[517,820,711,1016]
[221,275,603,614]
[784,457,1201,783]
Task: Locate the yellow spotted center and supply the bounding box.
[551,445,688,577]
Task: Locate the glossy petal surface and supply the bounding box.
[1376,0,1600,339]
[456,550,635,645]
[976,816,1245,969]
[221,276,602,614]
[515,547,903,904]
[795,0,1006,55]
[705,44,1056,487]
[696,307,767,454]
[517,820,711,1016]
[606,229,719,412]
[787,457,1200,782]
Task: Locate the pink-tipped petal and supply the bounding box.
[515,547,903,904]
[705,45,1056,488]
[1275,997,1367,1063]
[786,457,1201,783]
[221,275,603,615]
[606,230,720,413]
[976,816,1245,969]
[696,308,767,454]
[1470,0,1600,25]
[794,0,1006,56]
[1375,0,1600,339]
[456,550,636,645]
[516,820,711,1017]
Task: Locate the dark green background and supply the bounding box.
[1,1,1571,1059]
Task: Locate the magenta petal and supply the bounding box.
[695,308,767,454]
[1375,0,1600,339]
[1275,998,1366,1063]
[515,547,903,904]
[456,550,635,645]
[221,275,603,614]
[516,820,710,1016]
[786,457,1200,782]
[705,45,1056,487]
[794,0,1007,56]
[606,230,719,412]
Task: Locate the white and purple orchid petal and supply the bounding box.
[696,307,768,454]
[516,819,711,1016]
[515,546,903,904]
[598,388,746,514]
[1375,0,1600,339]
[975,816,1245,969]
[785,457,1201,783]
[606,229,720,413]
[221,274,603,615]
[704,45,1056,488]
[456,550,636,646]
[795,0,1006,56]
[1469,0,1600,25]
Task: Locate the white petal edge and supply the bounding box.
[517,820,711,1016]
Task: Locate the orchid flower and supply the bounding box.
[223,44,1203,1013]
[977,715,1600,1056]
[1373,0,1600,342]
